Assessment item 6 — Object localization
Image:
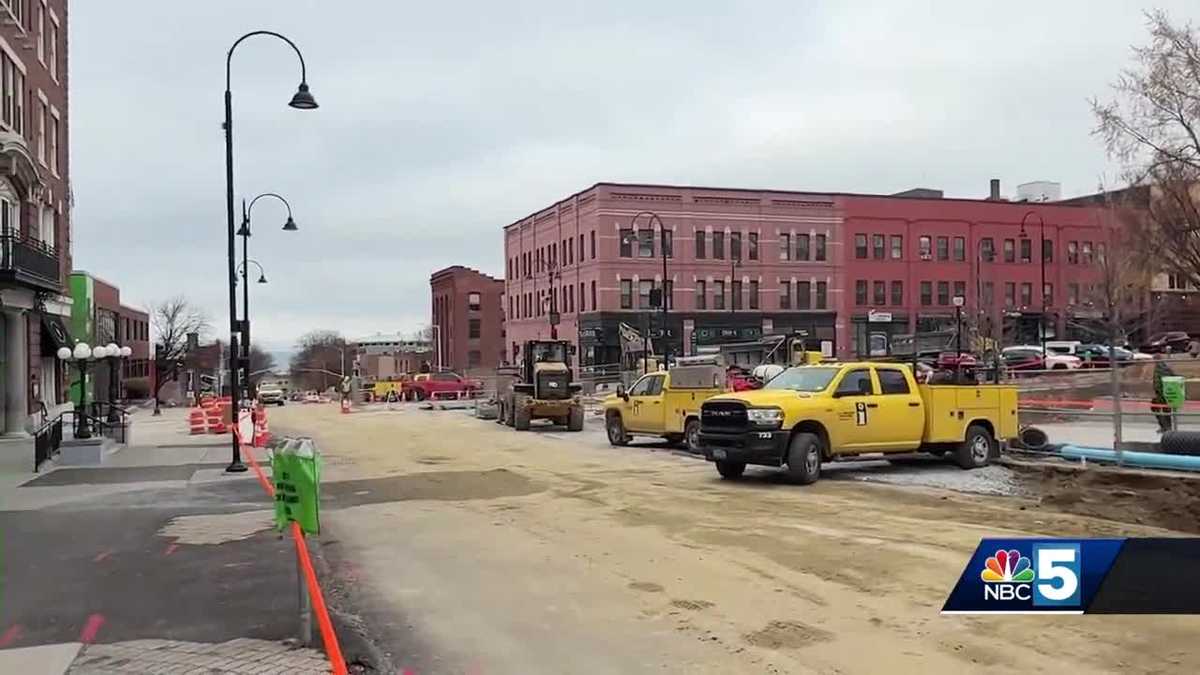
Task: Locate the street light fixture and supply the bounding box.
[240,194,295,399]
[100,343,132,423]
[57,342,99,439]
[223,31,317,473]
[237,259,269,285]
[1019,211,1047,356]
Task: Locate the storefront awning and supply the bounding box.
[41,315,72,351]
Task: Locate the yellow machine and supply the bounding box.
[697,361,1018,483]
[603,364,726,451]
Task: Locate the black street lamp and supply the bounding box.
[223,31,317,473]
[238,193,293,397]
[1020,211,1047,356]
[629,211,671,366]
[99,343,132,423]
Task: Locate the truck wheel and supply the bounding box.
[715,460,745,479]
[606,413,629,446]
[955,425,994,469]
[786,432,822,485]
[514,404,531,431]
[684,419,701,453]
[567,405,584,432]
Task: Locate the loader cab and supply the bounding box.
[516,340,581,400]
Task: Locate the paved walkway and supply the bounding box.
[0,408,331,674]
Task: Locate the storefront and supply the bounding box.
[850,311,909,358]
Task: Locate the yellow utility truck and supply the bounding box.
[697,361,1018,483]
[603,364,726,451]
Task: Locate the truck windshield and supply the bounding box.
[763,367,839,392]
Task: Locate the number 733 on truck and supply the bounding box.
[696,360,1019,483]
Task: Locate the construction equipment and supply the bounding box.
[499,340,584,431]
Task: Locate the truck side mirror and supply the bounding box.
[616,383,628,400]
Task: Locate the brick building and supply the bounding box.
[68,271,152,401]
[0,0,72,433]
[430,266,505,372]
[503,182,1113,363]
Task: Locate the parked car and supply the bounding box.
[1075,344,1152,368]
[1142,331,1192,354]
[257,387,286,406]
[403,371,481,400]
[1000,346,1081,370]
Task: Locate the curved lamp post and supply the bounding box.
[628,211,671,366]
[57,342,105,439]
[1020,211,1047,355]
[223,31,317,473]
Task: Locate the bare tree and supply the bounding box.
[1092,10,1200,286]
[289,330,348,392]
[151,296,211,415]
[248,345,276,387]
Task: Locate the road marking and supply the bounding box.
[93,549,111,563]
[0,624,22,647]
[163,544,179,556]
[79,614,105,644]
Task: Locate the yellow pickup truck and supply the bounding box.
[697,361,1018,483]
[604,365,726,452]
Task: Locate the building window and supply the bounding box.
[780,281,791,309]
[953,237,965,261]
[713,280,725,310]
[1020,238,1032,263]
[619,229,633,257]
[696,230,707,259]
[579,234,584,262]
[1020,282,1033,307]
[508,296,513,319]
[468,350,481,368]
[49,15,58,81]
[591,280,597,309]
[1004,282,1015,307]
[855,280,867,306]
[779,233,790,261]
[873,281,886,305]
[815,281,827,309]
[1043,239,1053,263]
[36,2,44,64]
[937,281,950,305]
[468,319,481,339]
[696,280,707,309]
[1097,242,1106,265]
[891,281,903,306]
[954,281,966,302]
[797,233,810,261]
[1004,239,1015,263]
[567,238,574,265]
[1067,241,1078,264]
[620,280,632,308]
[1082,241,1093,264]
[936,236,949,261]
[39,206,53,247]
[749,280,759,309]
[748,232,759,260]
[638,280,653,308]
[1043,283,1053,306]
[797,281,811,310]
[569,285,575,313]
[919,236,932,259]
[730,231,742,261]
[983,282,994,306]
[890,235,903,260]
[468,292,481,311]
[980,238,994,262]
[663,280,673,310]
[713,232,725,260]
[731,280,743,310]
[815,234,827,261]
[638,230,654,258]
[662,230,674,258]
[920,281,932,306]
[855,234,868,259]
[1068,283,1079,304]
[873,234,885,260]
[37,101,45,165]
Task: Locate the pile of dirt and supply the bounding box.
[1013,461,1200,533]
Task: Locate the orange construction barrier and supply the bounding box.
[188,408,206,435]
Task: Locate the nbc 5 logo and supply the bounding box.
[980,543,1081,607]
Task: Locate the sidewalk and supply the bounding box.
[0,408,332,674]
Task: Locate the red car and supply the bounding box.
[403,372,481,400]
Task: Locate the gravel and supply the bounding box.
[824,457,1034,497]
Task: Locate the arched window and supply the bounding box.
[0,178,18,236]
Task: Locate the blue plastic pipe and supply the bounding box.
[1059,445,1200,471]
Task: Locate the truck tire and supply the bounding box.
[606,413,629,446]
[715,460,746,479]
[514,404,531,431]
[955,425,994,469]
[684,418,701,453]
[786,432,822,485]
[567,405,585,432]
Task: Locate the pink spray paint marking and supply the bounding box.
[79,614,104,644]
[163,544,178,556]
[93,550,111,563]
[0,624,23,648]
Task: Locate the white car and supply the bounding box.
[1001,345,1082,370]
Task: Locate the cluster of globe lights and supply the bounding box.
[56,342,133,361]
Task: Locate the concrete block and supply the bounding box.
[58,438,107,466]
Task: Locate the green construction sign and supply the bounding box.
[1162,376,1187,412]
[272,438,321,535]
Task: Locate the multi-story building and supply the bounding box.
[503,182,1113,363]
[68,272,151,401]
[430,266,505,372]
[0,0,72,433]
[352,332,433,379]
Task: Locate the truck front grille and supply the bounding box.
[701,401,748,432]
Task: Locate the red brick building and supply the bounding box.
[430,266,505,373]
[0,0,73,433]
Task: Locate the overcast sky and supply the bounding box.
[69,1,1200,355]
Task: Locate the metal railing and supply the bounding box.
[0,229,60,287]
[34,415,63,472]
[88,402,129,444]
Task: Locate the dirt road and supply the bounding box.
[274,404,1199,674]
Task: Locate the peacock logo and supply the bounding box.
[981,549,1035,583]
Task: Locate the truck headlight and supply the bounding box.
[747,407,784,428]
